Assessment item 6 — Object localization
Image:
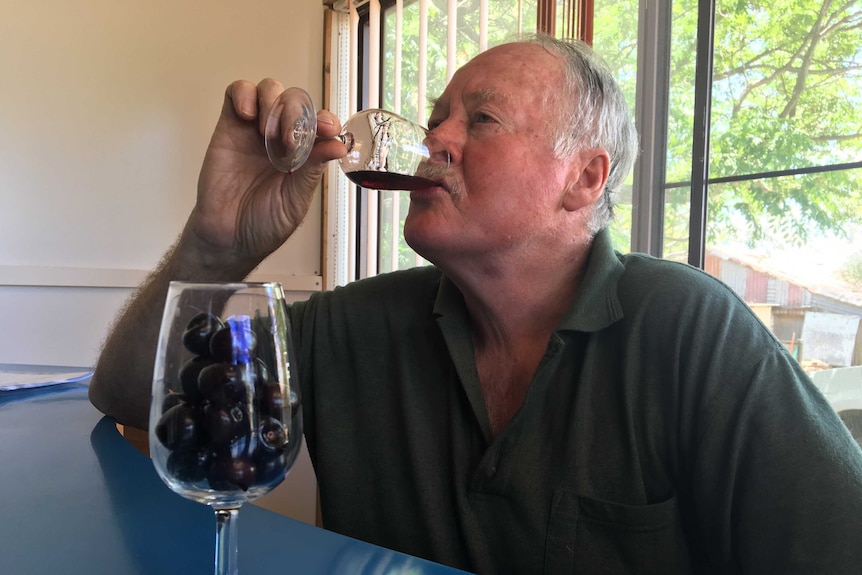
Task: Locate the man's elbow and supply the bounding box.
[88,374,150,430]
[88,374,112,416]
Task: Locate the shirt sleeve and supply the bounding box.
[691,345,862,572]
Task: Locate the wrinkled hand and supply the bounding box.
[189,78,345,268]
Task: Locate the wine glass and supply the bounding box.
[264,87,447,190]
[149,281,302,575]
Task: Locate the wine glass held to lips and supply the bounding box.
[149,281,302,575]
[264,87,449,190]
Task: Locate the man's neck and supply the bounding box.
[440,240,594,436]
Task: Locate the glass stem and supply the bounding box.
[214,507,240,575]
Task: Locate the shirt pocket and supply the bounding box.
[545,490,692,574]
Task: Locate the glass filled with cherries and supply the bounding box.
[149,281,302,575]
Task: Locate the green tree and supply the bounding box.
[596,0,862,257]
[841,250,862,288]
[708,0,862,246]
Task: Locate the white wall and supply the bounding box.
[0,0,327,525]
[0,0,326,365]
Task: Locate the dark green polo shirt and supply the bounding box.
[289,229,862,574]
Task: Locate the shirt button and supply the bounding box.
[486,465,497,478]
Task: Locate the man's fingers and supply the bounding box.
[220,80,346,165]
[224,80,259,121]
[315,110,342,138]
[308,111,348,164]
[256,79,288,135]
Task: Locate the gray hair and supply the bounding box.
[522,34,640,234]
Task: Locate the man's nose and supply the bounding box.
[424,133,451,167]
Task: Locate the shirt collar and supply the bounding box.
[433,228,625,333]
[557,228,625,332]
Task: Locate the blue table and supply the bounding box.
[0,381,472,574]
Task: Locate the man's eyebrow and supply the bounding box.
[428,96,444,115]
[428,88,510,116]
[464,88,510,106]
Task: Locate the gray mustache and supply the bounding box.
[414,162,463,201]
[415,163,450,181]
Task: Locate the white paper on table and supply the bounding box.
[0,368,93,391]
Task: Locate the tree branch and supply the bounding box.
[780,0,833,118]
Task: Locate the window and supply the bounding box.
[325,0,862,390]
[696,0,862,380]
[593,0,862,389]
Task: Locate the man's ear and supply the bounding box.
[562,148,610,212]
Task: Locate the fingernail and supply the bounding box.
[318,111,336,125]
[240,98,255,117]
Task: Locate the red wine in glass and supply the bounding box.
[344,170,437,191]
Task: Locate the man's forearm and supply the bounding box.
[88,230,257,429]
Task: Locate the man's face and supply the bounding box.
[404,43,578,274]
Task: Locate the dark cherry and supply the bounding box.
[155,403,200,451]
[255,381,285,420]
[208,453,257,492]
[182,312,224,357]
[178,356,214,401]
[198,363,250,406]
[252,357,270,386]
[203,403,250,447]
[161,392,188,414]
[209,319,257,363]
[254,450,288,487]
[258,417,286,452]
[221,430,252,459]
[166,446,211,483]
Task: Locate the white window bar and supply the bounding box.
[418,0,429,129]
[480,0,489,51]
[364,0,382,279]
[411,0,430,268]
[447,0,458,82]
[387,0,405,273]
[394,0,403,114]
[348,1,360,282]
[325,6,353,290]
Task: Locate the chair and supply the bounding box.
[838,409,862,447]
